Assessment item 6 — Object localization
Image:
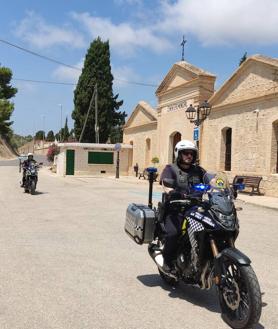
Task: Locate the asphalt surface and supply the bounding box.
[0,165,277,329]
[0,155,48,167]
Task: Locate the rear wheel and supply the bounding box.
[218,261,262,329]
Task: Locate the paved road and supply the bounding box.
[0,165,277,329]
[0,155,48,167]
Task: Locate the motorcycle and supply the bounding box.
[125,169,262,329]
[23,162,38,195]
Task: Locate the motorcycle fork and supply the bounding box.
[229,238,235,247]
[210,238,221,285]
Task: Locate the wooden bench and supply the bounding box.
[232,175,262,195]
[138,169,158,181]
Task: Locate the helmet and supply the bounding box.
[27,152,33,157]
[174,140,198,163]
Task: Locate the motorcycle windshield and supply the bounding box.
[28,164,37,174]
[204,172,234,214]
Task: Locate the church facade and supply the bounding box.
[123,55,278,197]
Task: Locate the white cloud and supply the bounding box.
[158,0,278,45]
[112,65,141,88]
[52,59,83,83]
[14,11,86,49]
[71,12,173,56]
[13,81,37,93]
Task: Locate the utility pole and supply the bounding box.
[42,115,45,149]
[79,86,96,143]
[59,104,63,142]
[95,83,99,143]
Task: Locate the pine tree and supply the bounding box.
[239,52,247,66]
[0,65,17,137]
[35,130,45,140]
[72,37,126,143]
[46,130,55,142]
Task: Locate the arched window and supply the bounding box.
[169,132,181,163]
[271,120,278,173]
[145,138,151,167]
[220,127,232,171]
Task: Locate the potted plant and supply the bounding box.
[151,156,159,167]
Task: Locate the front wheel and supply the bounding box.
[30,180,36,195]
[218,262,262,329]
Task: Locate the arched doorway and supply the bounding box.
[145,138,151,167]
[220,127,232,171]
[169,132,181,163]
[271,120,278,173]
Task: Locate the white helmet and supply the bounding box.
[27,152,33,157]
[174,140,198,161]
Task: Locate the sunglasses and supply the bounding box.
[181,150,194,156]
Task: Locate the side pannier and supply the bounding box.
[125,204,156,244]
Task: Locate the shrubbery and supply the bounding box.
[47,144,60,162]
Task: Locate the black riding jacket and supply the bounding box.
[160,163,206,196]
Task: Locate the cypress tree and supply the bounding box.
[72,37,126,143]
[62,117,70,142]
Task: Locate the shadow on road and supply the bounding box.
[137,274,220,314]
[137,274,266,328]
[23,191,48,196]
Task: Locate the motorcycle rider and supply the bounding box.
[21,153,37,187]
[159,140,206,273]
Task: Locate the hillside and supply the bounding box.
[0,136,18,159]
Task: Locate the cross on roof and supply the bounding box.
[180,35,187,61]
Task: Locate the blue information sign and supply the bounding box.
[193,127,199,141]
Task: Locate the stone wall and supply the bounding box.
[201,96,278,196]
[123,123,157,173]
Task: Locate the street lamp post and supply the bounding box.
[58,104,63,142]
[114,143,121,179]
[185,100,212,127]
[42,115,45,149]
[185,101,212,163]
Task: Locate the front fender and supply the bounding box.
[214,247,251,277]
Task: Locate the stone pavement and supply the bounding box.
[106,175,278,211]
[47,170,278,211]
[237,193,278,211]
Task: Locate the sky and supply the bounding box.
[1,0,278,136]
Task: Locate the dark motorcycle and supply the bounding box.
[23,163,38,195]
[125,170,262,329]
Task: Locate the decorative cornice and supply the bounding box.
[210,92,278,111]
[124,121,157,132]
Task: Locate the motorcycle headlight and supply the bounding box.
[213,210,235,229]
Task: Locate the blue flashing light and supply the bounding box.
[193,184,210,191]
[146,167,157,173]
[235,183,245,191]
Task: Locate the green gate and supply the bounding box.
[66,150,75,175]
